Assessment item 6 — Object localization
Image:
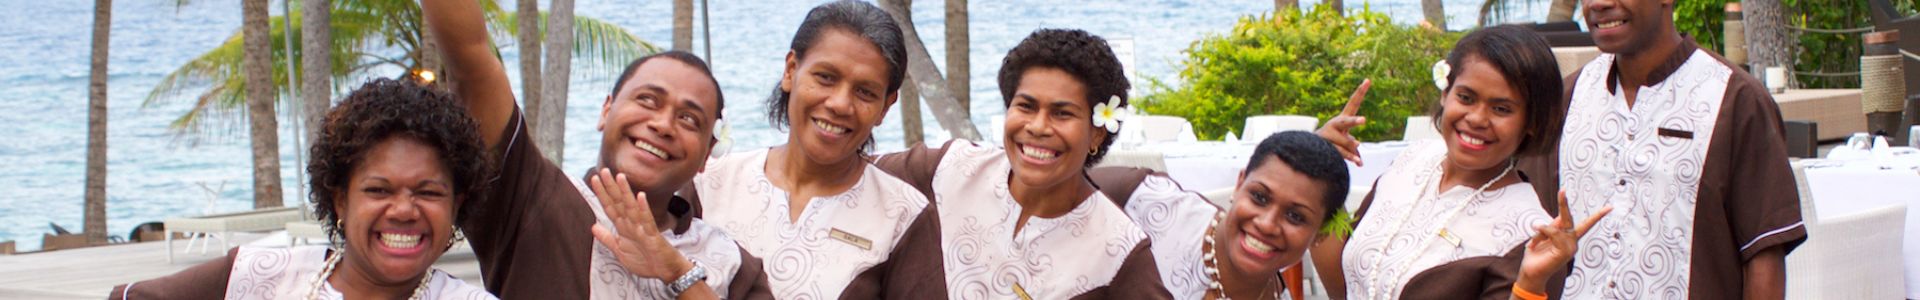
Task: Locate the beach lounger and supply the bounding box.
[163,207,303,263]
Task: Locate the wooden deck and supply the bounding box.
[0,232,482,299]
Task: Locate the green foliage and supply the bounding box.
[1136,4,1459,141]
[1786,0,1869,88]
[1675,0,1733,54]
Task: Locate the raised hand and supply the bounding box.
[1316,79,1371,166]
[588,168,692,281]
[1514,190,1613,297]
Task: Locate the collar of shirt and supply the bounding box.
[1606,39,1701,94]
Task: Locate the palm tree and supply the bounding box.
[1274,0,1297,11]
[243,0,283,209]
[1743,0,1793,86]
[303,0,331,143]
[1548,0,1577,22]
[536,0,578,163]
[945,0,968,115]
[85,0,112,245]
[877,0,982,141]
[146,0,658,165]
[1423,0,1446,29]
[673,0,692,51]
[516,0,541,147]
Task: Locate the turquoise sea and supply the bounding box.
[0,0,1549,251]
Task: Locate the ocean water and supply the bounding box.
[0,0,1547,251]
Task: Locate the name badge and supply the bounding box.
[829,228,872,250]
[1657,127,1694,139]
[1012,282,1034,300]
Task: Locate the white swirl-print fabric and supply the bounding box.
[1558,51,1728,299]
[694,148,930,299]
[223,246,495,300]
[1340,141,1550,300]
[932,141,1151,299]
[576,178,745,300]
[1122,175,1221,299]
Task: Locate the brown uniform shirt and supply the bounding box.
[1517,40,1806,299]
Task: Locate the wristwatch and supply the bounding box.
[666,260,709,298]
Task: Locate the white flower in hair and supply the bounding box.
[710,118,733,158]
[1432,59,1452,91]
[1092,95,1132,134]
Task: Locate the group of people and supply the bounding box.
[109,0,1805,299]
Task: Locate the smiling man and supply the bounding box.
[1515,0,1805,298]
[422,0,771,299]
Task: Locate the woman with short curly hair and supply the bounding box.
[110,78,497,300]
[875,28,1173,299]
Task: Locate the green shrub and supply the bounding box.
[1136,4,1459,141]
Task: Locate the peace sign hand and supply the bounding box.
[1514,190,1613,296]
[1315,79,1371,166]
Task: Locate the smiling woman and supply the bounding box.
[108,78,497,300]
[872,28,1174,299]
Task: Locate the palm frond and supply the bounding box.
[571,16,661,80]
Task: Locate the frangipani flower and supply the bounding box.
[1092,95,1132,134]
[1432,59,1452,91]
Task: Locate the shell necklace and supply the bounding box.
[1359,159,1514,299]
[307,249,432,300]
[1202,212,1281,300]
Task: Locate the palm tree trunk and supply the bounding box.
[1423,0,1446,29]
[85,0,112,245]
[944,0,968,115]
[302,0,330,154]
[1547,0,1577,22]
[673,0,693,51]
[1327,0,1343,15]
[517,0,543,141]
[901,74,923,146]
[243,0,282,209]
[876,0,982,141]
[1274,0,1297,11]
[538,0,577,163]
[1743,0,1794,87]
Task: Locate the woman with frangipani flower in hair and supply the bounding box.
[874,28,1174,299]
[1310,25,1613,300]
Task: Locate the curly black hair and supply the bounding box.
[1242,131,1350,222]
[997,28,1131,168]
[307,78,492,242]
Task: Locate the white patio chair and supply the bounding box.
[1243,115,1319,141]
[1404,116,1442,141]
[1094,150,1167,173]
[1784,161,1909,299]
[1136,116,1199,143]
[165,207,304,263]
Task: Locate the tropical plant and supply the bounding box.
[145,0,657,137]
[1136,4,1460,141]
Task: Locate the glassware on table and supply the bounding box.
[1910,125,1918,148]
[1849,132,1875,151]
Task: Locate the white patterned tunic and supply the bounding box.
[1121,175,1223,299]
[932,141,1155,299]
[575,178,749,299]
[1340,141,1550,299]
[694,148,931,299]
[221,246,495,300]
[1522,41,1807,299]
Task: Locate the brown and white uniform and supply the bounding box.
[691,148,935,299]
[1520,40,1806,299]
[875,140,1173,299]
[111,246,495,300]
[461,110,772,299]
[1343,141,1551,299]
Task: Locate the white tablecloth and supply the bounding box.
[1803,156,1920,298]
[1158,141,1410,193]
